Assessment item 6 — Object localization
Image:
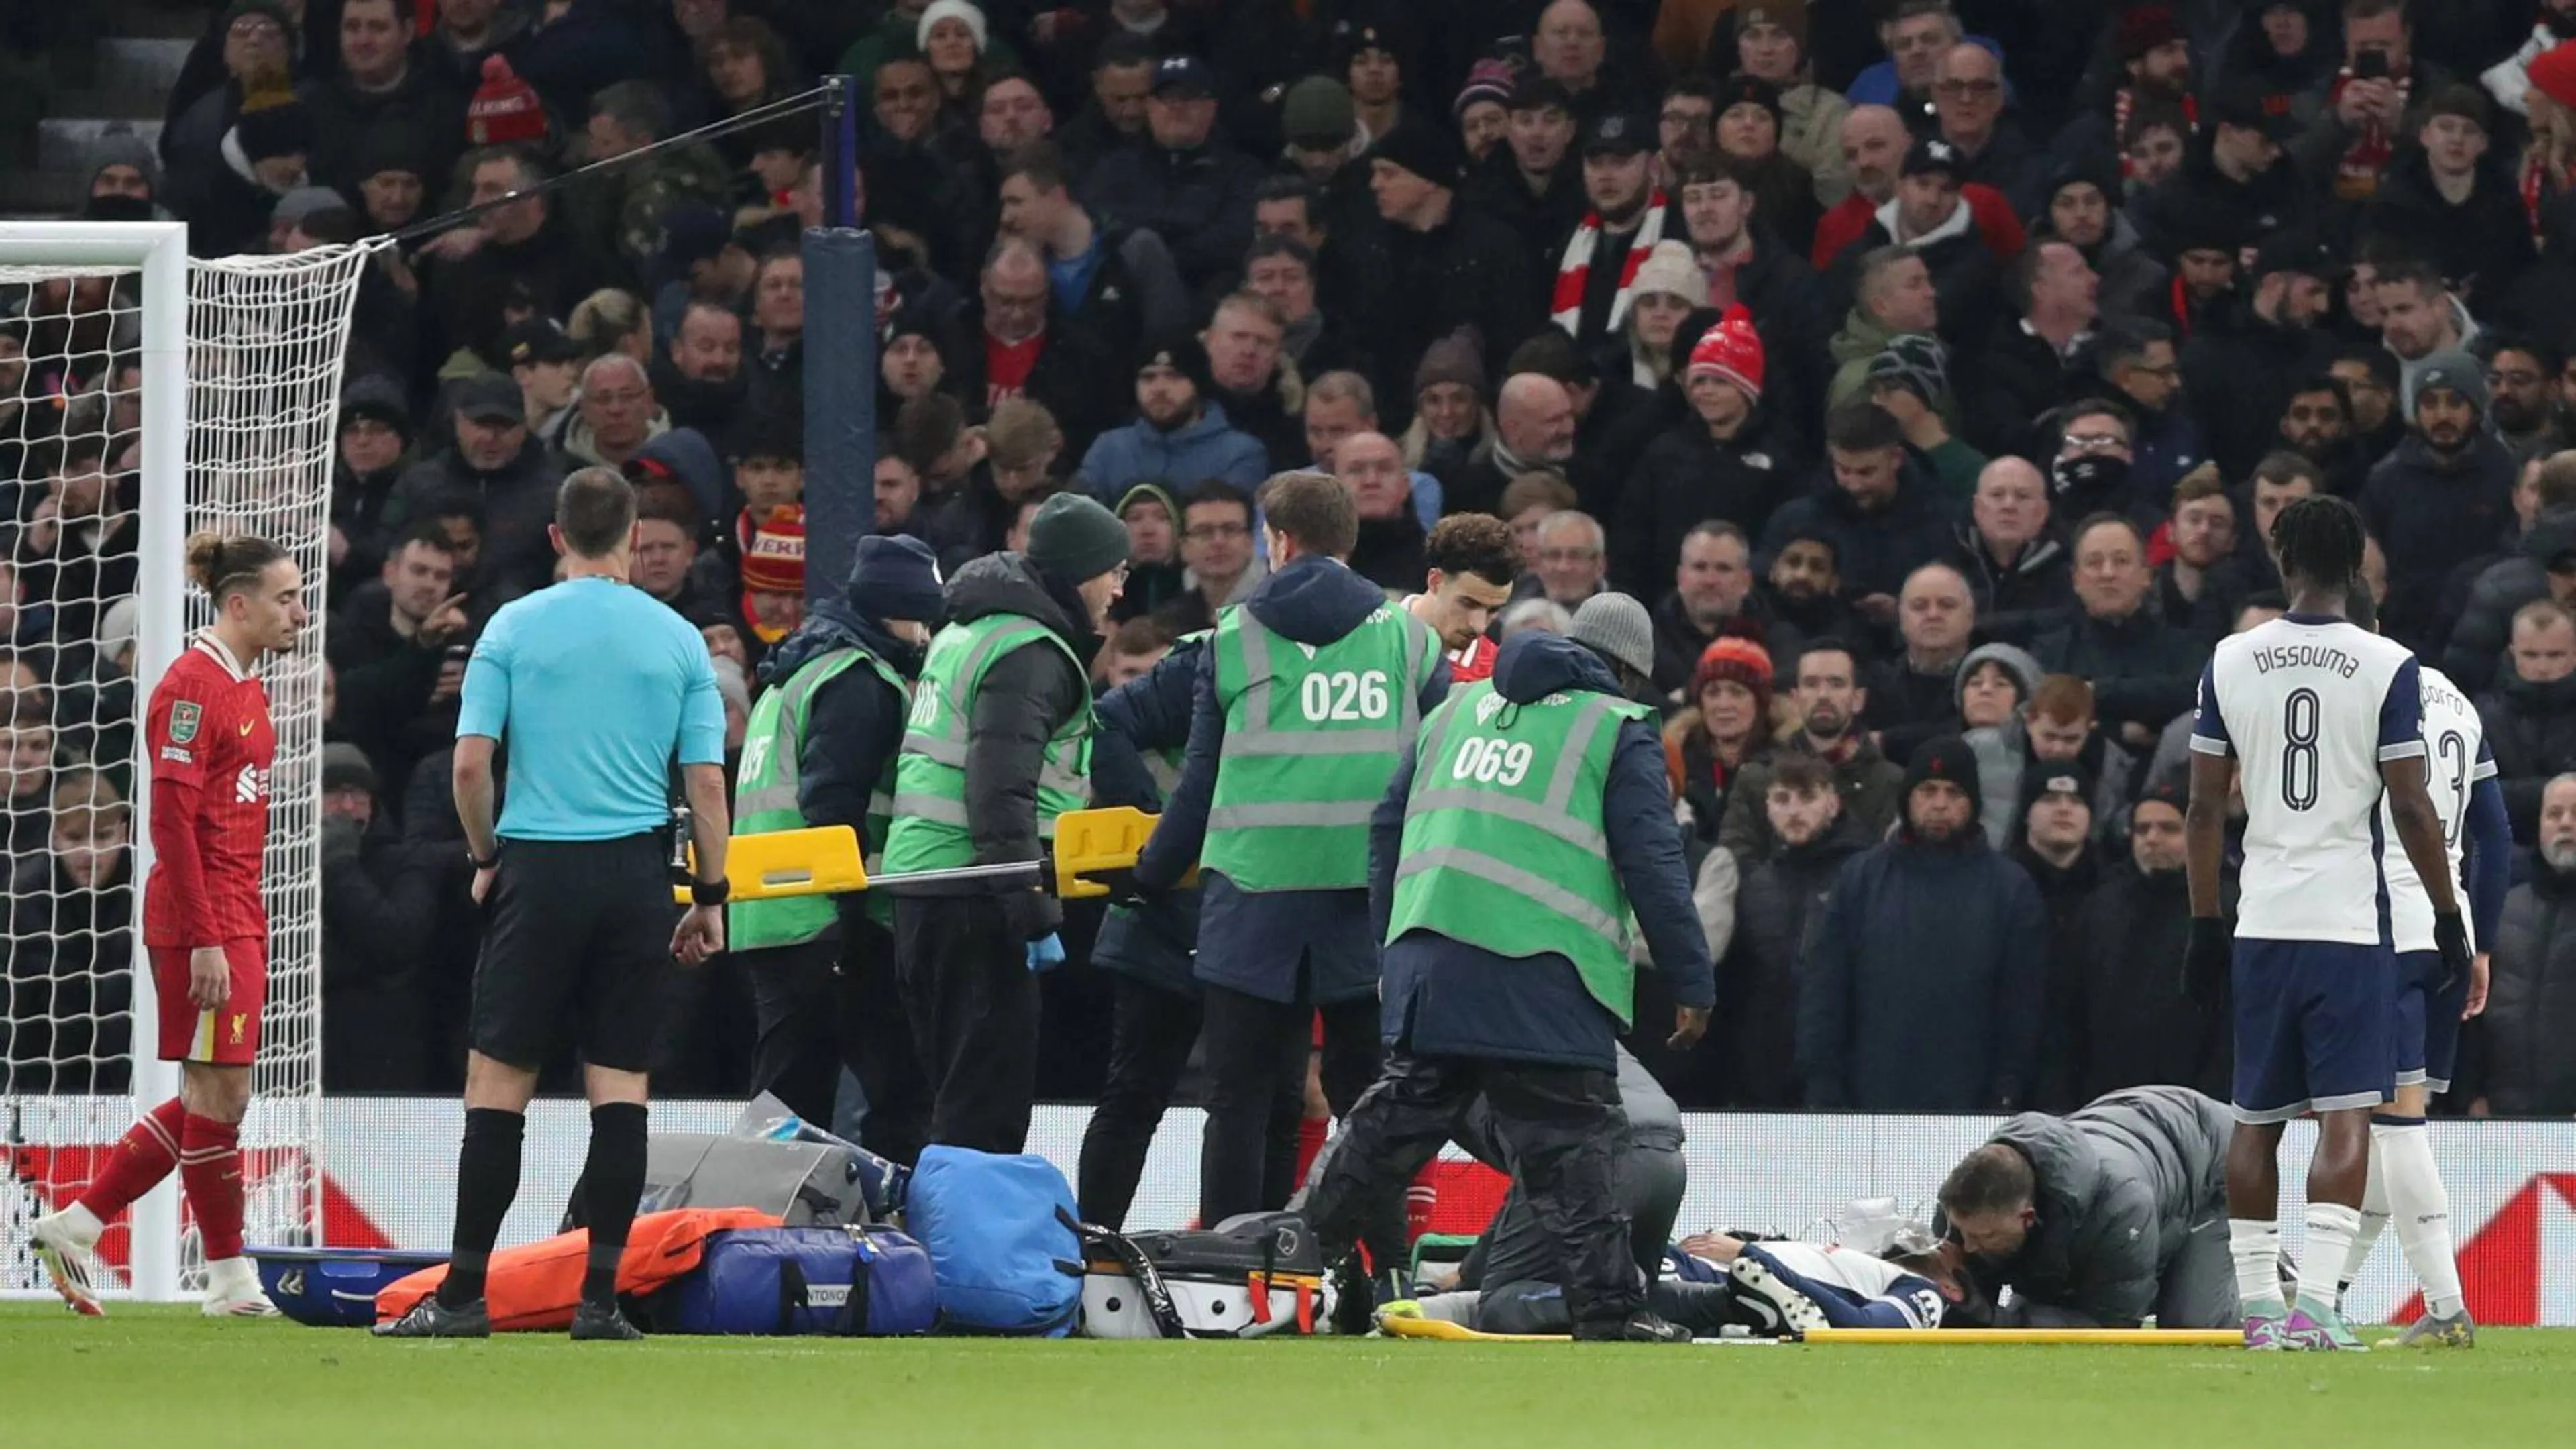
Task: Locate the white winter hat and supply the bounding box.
[918,0,989,54]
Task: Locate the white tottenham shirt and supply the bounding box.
[2379,663,2495,954]
[2192,613,2423,945]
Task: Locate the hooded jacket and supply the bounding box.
[2479,657,2576,843]
[1368,631,1714,1070]
[633,427,727,525]
[1073,400,1269,504]
[1089,635,1209,998]
[1799,794,2049,1110]
[1965,712,2137,851]
[2130,134,2316,268]
[1138,555,1450,1005]
[938,553,1099,934]
[2362,429,2518,656]
[1970,1087,2235,1328]
[1826,195,2001,351]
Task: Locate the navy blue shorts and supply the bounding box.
[2392,948,2468,1096]
[2231,938,2395,1124]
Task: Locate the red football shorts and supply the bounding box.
[150,938,268,1065]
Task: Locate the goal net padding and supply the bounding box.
[0,225,372,1301]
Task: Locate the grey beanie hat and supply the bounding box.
[1569,592,1656,678]
[2413,349,2489,417]
[87,125,162,195]
[1954,641,2043,711]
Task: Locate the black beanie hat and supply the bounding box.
[1904,733,1982,819]
[1369,118,1467,189]
[2018,759,2098,816]
[1140,333,1215,399]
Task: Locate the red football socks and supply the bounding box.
[179,1114,246,1262]
[75,1098,186,1222]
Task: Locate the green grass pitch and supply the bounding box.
[9,1305,2576,1448]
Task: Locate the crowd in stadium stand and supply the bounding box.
[11,0,2576,1121]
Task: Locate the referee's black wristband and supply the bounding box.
[690,877,731,907]
[468,848,496,871]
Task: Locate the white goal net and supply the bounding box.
[0,225,370,1300]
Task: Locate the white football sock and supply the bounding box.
[2376,1120,2465,1320]
[41,1201,105,1247]
[2231,1218,2284,1312]
[2300,1202,2361,1311]
[202,1256,260,1298]
[2340,1130,2391,1292]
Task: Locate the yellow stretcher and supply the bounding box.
[673,806,1188,904]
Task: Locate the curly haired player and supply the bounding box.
[30,531,307,1318]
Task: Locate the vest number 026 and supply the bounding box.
[1452,736,1535,788]
[1299,669,1390,722]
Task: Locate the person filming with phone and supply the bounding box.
[324,520,479,794]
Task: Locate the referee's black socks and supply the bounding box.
[439,1107,525,1308]
[580,1102,650,1308]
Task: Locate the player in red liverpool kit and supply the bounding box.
[30,532,307,1317]
[1401,512,1519,690]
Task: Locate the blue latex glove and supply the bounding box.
[1026,932,1066,973]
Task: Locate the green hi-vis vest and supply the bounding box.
[881,612,1094,873]
[729,646,909,948]
[1201,602,1438,892]
[1385,680,1656,1025]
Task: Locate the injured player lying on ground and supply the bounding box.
[1382,1226,1984,1339]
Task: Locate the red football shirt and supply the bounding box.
[984,331,1044,409]
[143,636,275,948]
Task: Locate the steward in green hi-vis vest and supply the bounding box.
[881,612,1093,873]
[1201,603,1439,891]
[1384,678,1658,1026]
[729,646,909,947]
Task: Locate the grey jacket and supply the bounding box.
[1978,1086,2233,1328]
[1964,715,2135,850]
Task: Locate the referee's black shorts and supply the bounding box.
[470,833,678,1073]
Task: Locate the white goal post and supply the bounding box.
[0,222,374,1301]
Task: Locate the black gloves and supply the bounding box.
[1084,867,1152,910]
[1002,887,1064,944]
[2184,916,2232,1002]
[2432,911,2471,996]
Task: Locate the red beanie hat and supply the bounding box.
[466,56,547,147]
[2532,40,2576,115]
[1693,631,1775,722]
[740,506,808,595]
[1685,305,1766,401]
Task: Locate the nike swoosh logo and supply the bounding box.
[238,721,254,735]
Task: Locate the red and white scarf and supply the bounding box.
[1550,192,1668,336]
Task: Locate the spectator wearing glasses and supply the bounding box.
[2483,339,2572,466]
[1930,42,2045,220]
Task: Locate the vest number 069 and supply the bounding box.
[1452,736,1535,788]
[1299,669,1390,722]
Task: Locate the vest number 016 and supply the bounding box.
[1452,736,1535,788]
[1299,669,1389,722]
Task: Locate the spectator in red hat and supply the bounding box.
[299,0,468,199]
[1665,629,1778,845]
[736,505,808,653]
[1617,307,1801,596]
[2485,1,2576,117]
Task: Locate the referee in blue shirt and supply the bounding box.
[378,467,730,1342]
